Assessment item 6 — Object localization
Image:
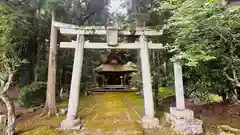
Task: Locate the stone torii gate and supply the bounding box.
[50,21,203,134]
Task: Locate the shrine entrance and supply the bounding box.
[106,74,122,85]
[48,18,203,134]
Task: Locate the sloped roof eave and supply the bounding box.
[95,64,137,72]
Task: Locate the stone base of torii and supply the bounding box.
[49,21,203,134]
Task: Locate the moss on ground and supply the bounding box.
[56,101,68,109]
[16,92,144,135]
[20,126,60,135]
[16,95,98,135]
[17,90,231,135]
[218,125,240,134]
[123,92,144,117]
[16,115,65,135]
[80,92,143,134]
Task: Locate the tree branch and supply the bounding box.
[81,7,105,25]
[232,68,239,83]
[226,73,235,82]
[225,65,240,88]
[1,74,13,94]
[0,80,4,90]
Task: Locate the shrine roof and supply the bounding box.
[95,63,137,73]
[95,53,137,72]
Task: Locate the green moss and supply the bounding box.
[16,115,65,134]
[209,94,223,102]
[56,101,68,109]
[123,92,144,116]
[77,92,143,134]
[18,92,145,135]
[218,125,240,134]
[20,126,60,135]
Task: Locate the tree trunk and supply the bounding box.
[34,8,41,82]
[0,93,15,135]
[34,43,41,81]
[222,92,227,101]
[229,89,239,103]
[43,11,57,116]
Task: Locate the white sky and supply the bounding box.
[109,0,127,14]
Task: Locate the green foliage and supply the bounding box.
[20,81,47,108]
[153,0,240,100]
[158,87,175,99]
[0,3,30,91]
[131,70,142,89]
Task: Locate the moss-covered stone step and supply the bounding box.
[83,121,142,130]
[78,92,144,135]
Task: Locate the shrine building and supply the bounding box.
[95,53,136,90]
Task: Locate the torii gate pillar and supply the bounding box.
[139,35,159,128]
[61,35,84,129]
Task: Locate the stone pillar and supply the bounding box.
[164,61,203,135]
[139,35,159,128]
[61,35,84,129]
[174,62,185,110]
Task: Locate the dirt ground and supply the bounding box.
[159,96,240,134]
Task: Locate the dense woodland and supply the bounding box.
[1,0,240,134]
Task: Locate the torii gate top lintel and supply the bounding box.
[53,21,163,36]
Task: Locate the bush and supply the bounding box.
[158,87,175,99]
[20,81,47,108]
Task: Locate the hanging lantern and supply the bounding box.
[107,27,118,47]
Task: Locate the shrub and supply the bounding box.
[158,87,175,99]
[20,81,47,108]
